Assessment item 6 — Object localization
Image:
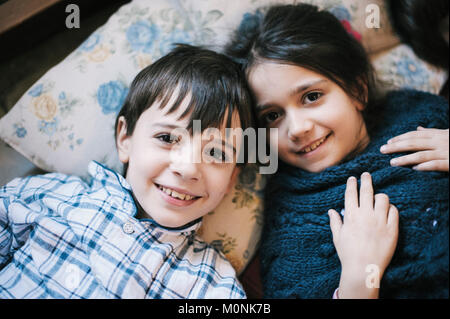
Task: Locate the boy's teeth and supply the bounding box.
[159,185,195,200]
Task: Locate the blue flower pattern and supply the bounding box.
[238,11,264,36]
[97,81,128,115]
[329,5,352,21]
[396,58,428,88]
[159,29,195,55]
[80,34,100,52]
[38,118,59,137]
[28,84,43,97]
[13,124,27,138]
[126,21,159,53]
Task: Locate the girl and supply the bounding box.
[226,4,449,298]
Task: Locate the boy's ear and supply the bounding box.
[226,167,241,194]
[116,116,131,164]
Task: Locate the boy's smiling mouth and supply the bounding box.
[155,183,202,206]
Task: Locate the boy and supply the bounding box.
[0,45,254,298]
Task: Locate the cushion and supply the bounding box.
[0,0,447,275]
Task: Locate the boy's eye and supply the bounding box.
[206,147,228,162]
[261,111,281,124]
[304,92,322,103]
[156,134,179,144]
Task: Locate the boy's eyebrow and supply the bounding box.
[152,123,186,130]
[154,122,237,153]
[256,79,328,111]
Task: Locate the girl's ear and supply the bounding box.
[116,116,131,164]
[352,79,369,112]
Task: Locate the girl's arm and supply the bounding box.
[328,173,399,299]
[380,127,449,172]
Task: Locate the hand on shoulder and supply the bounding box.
[380,127,449,172]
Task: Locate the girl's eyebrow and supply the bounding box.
[256,79,328,111]
[288,79,327,98]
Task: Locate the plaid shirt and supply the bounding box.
[0,161,245,299]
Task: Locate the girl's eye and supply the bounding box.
[304,92,322,103]
[261,111,281,124]
[206,147,228,162]
[156,134,179,144]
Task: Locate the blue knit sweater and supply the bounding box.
[261,90,449,299]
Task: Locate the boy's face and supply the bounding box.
[116,95,242,228]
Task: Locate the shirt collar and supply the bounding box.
[88,160,132,192]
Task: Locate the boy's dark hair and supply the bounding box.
[225,4,381,121]
[115,44,256,173]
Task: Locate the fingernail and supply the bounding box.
[387,139,392,144]
[380,145,387,152]
[412,165,419,170]
[390,158,398,166]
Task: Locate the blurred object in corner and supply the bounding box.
[386,0,449,71]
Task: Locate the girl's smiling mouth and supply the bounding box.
[295,133,331,156]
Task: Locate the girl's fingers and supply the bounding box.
[374,193,390,221]
[359,172,373,210]
[345,176,358,212]
[413,160,449,172]
[381,138,435,154]
[328,209,342,242]
[390,150,438,167]
[386,129,433,144]
[387,204,399,229]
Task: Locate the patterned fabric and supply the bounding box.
[261,90,449,299]
[0,161,245,299]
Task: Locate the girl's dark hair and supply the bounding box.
[387,0,449,70]
[225,4,380,116]
[115,44,256,173]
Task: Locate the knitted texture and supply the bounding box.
[261,90,449,298]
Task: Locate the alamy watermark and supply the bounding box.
[65,4,80,29]
[167,120,278,174]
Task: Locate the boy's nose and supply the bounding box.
[170,161,201,181]
[169,142,201,181]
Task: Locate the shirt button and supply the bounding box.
[122,222,135,234]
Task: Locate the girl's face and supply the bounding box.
[248,62,369,172]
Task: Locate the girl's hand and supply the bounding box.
[328,172,399,299]
[380,127,449,172]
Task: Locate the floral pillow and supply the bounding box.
[0,0,447,275]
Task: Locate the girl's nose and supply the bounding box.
[287,109,313,141]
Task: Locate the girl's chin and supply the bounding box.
[286,156,333,172]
